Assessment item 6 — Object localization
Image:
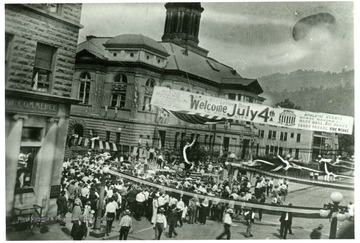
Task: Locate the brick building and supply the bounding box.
[5,4,82,221]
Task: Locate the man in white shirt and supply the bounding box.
[104,197,118,236]
[135,190,146,220]
[154,208,167,240]
[119,209,132,240]
[216,208,234,239]
[176,197,185,227]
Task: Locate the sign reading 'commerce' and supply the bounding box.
[151,86,354,135]
[5,98,59,116]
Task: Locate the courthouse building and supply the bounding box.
[69,3,264,160]
[5,4,82,221]
[68,2,338,163]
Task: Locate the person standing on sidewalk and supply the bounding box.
[257,192,266,221]
[119,209,132,240]
[167,205,178,238]
[154,208,167,240]
[104,197,117,236]
[56,190,68,226]
[216,208,234,240]
[176,196,185,227]
[279,207,293,239]
[244,208,255,238]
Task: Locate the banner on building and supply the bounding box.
[151,86,354,135]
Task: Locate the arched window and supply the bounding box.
[79,72,91,104]
[145,78,155,87]
[111,74,127,108]
[180,87,185,91]
[142,78,156,111]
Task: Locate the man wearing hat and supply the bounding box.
[119,209,133,240]
[154,207,167,240]
[216,208,234,240]
[310,224,323,239]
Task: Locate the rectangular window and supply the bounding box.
[272,131,276,140]
[295,148,300,158]
[296,133,301,142]
[111,94,126,108]
[280,132,287,141]
[174,132,179,148]
[181,132,186,148]
[223,137,230,151]
[21,127,43,142]
[116,132,121,144]
[32,43,57,93]
[237,94,242,101]
[105,131,110,142]
[209,135,214,148]
[204,135,208,146]
[256,143,259,156]
[274,146,278,154]
[228,93,236,100]
[279,147,283,156]
[259,130,264,138]
[289,148,293,154]
[265,145,269,154]
[291,133,294,138]
[268,131,272,139]
[45,3,60,13]
[159,130,166,148]
[270,146,274,153]
[16,147,39,190]
[79,81,91,104]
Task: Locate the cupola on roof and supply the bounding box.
[104,34,169,56]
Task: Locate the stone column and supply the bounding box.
[48,116,69,216]
[35,117,59,216]
[6,114,28,218]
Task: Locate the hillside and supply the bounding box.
[258,69,354,117]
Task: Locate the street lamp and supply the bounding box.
[90,165,109,238]
[319,191,349,239]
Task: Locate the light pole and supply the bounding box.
[90,165,109,238]
[319,192,351,239]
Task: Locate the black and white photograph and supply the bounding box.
[3,0,356,240]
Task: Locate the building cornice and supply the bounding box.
[5,89,81,105]
[7,4,84,29]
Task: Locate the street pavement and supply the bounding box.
[6,179,354,240]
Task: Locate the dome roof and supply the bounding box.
[104,34,168,56]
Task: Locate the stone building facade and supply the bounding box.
[5,4,82,221]
[68,2,338,163]
[68,3,265,161]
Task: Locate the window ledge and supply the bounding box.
[77,103,92,107]
[14,187,35,194]
[103,106,131,112]
[137,110,156,115]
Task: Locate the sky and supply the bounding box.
[78,1,354,79]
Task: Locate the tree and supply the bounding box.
[338,134,354,157]
[275,98,301,110]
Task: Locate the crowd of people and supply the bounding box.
[57,150,338,240]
